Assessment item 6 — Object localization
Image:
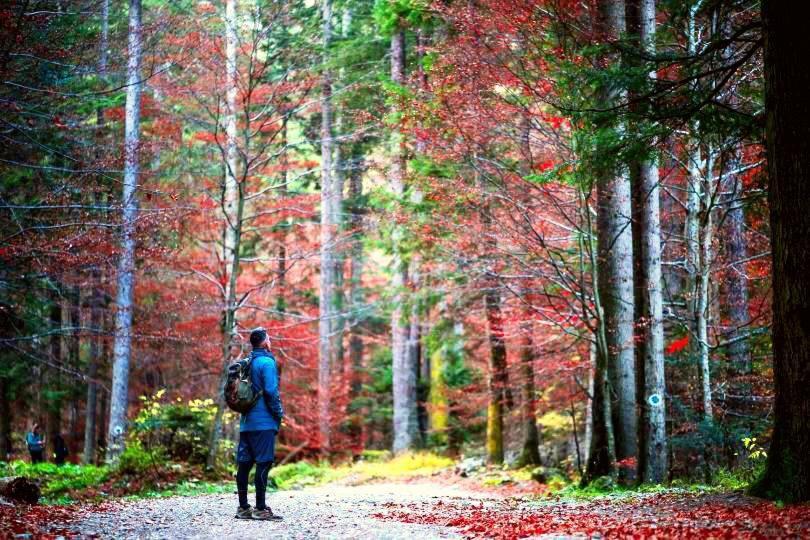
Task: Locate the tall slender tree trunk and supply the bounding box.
[276,120,289,315]
[484,287,508,465]
[697,150,715,423]
[83,289,101,464]
[0,376,10,459]
[628,0,667,484]
[476,161,510,465]
[752,0,810,502]
[206,0,243,470]
[722,147,751,375]
[516,118,541,467]
[583,190,617,484]
[517,303,541,467]
[390,27,418,454]
[85,0,109,464]
[47,284,63,458]
[106,0,143,462]
[318,0,338,452]
[347,151,365,447]
[67,286,81,451]
[595,0,637,483]
[684,4,714,426]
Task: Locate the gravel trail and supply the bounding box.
[65,482,499,539]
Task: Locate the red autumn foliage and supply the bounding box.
[665,335,690,355]
[373,494,810,539]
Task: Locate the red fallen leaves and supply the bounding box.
[373,493,810,539]
[0,501,107,539]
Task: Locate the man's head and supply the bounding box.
[250,327,269,350]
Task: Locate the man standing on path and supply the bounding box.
[235,327,284,521]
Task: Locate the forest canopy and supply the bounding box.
[1,0,808,504]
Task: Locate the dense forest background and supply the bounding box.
[1,0,805,501]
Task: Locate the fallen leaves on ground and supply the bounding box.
[0,501,114,539]
[372,493,810,539]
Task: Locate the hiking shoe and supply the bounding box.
[235,505,253,519]
[251,507,283,521]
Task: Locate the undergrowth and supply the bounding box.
[269,451,454,490]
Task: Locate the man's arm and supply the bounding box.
[261,357,284,422]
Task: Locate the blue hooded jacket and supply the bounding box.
[240,348,284,432]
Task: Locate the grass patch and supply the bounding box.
[0,461,111,503]
[129,480,233,500]
[269,452,454,490]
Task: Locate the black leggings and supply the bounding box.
[236,461,273,509]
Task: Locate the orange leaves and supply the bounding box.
[192,131,219,145]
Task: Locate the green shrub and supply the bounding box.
[118,440,166,476]
[360,449,392,462]
[270,461,336,489]
[0,460,110,501]
[130,390,230,467]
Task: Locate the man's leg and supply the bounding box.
[235,431,255,515]
[236,460,254,509]
[249,430,281,520]
[254,461,273,510]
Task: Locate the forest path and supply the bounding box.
[54,481,810,539]
[64,481,495,539]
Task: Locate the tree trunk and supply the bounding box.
[0,377,11,460]
[106,0,143,462]
[517,309,541,467]
[47,284,63,459]
[390,27,418,454]
[595,0,637,483]
[85,0,109,465]
[684,3,713,426]
[721,146,751,375]
[627,0,667,484]
[513,117,541,467]
[751,0,810,503]
[318,0,337,452]
[206,0,243,470]
[347,152,365,447]
[697,150,715,423]
[67,286,81,452]
[484,286,508,465]
[583,187,617,484]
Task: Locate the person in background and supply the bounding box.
[234,327,284,521]
[54,433,69,465]
[26,424,45,464]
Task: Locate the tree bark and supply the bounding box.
[47,283,63,458]
[595,0,637,483]
[517,307,542,467]
[0,377,11,460]
[721,146,751,376]
[627,0,667,484]
[390,27,418,454]
[583,188,617,484]
[106,0,143,462]
[347,151,365,447]
[318,0,338,453]
[751,0,810,503]
[207,0,243,470]
[85,0,109,465]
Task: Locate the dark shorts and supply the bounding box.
[237,429,277,464]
